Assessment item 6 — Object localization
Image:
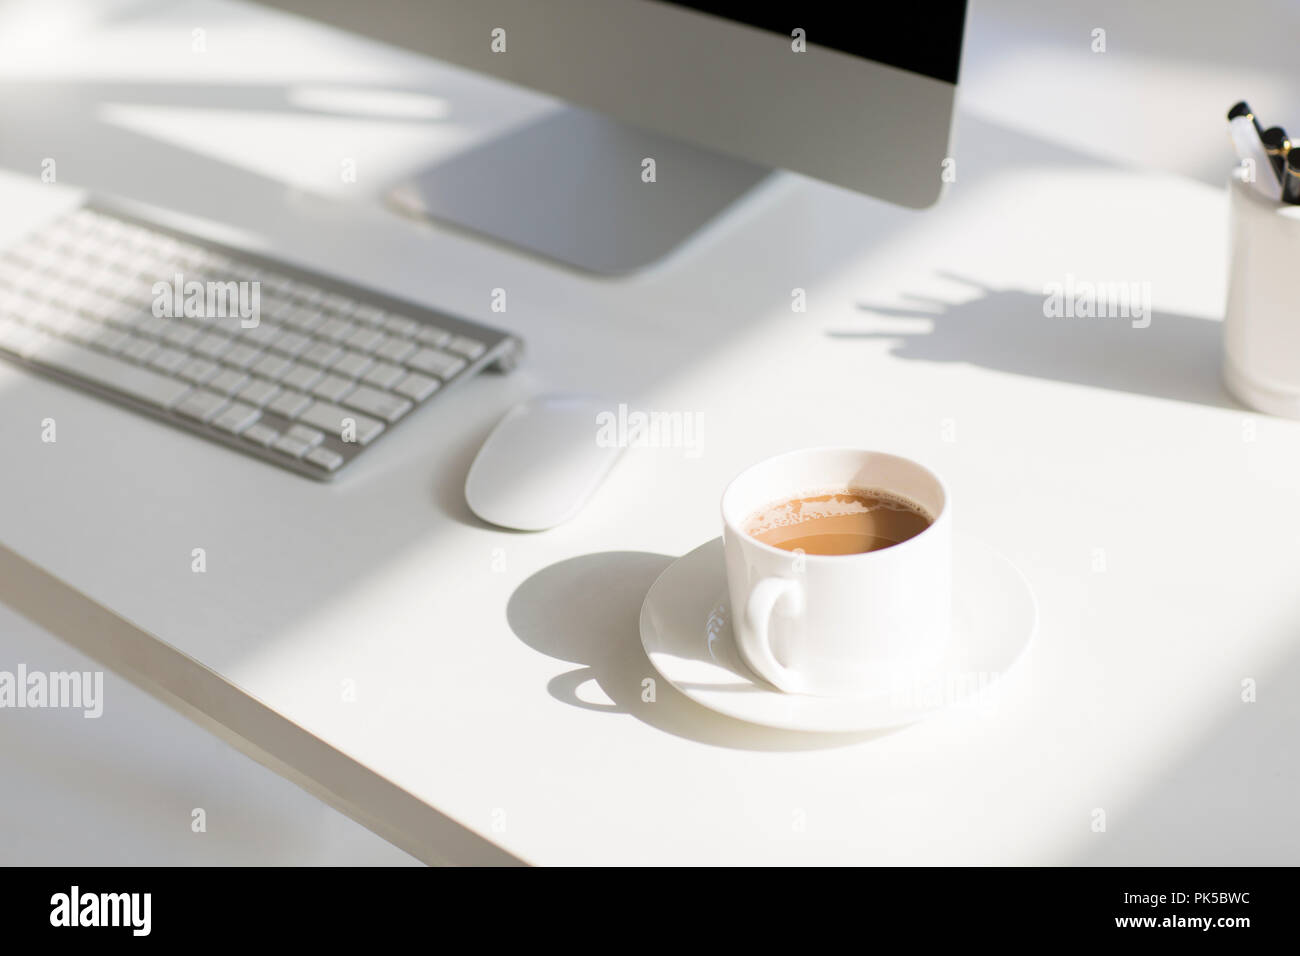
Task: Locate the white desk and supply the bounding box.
[1,0,1298,865]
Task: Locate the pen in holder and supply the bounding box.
[1224,174,1300,418]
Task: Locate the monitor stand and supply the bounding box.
[387,106,770,276]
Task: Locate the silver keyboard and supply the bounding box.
[0,203,521,479]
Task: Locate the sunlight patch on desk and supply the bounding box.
[287,86,449,121]
[97,102,472,198]
[0,6,426,84]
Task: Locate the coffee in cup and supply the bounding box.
[744,489,933,556]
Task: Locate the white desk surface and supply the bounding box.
[1,0,1298,865]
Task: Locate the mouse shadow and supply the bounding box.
[837,271,1239,411]
[506,550,894,751]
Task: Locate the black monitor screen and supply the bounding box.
[655,2,968,84]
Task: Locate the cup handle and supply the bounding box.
[742,577,805,693]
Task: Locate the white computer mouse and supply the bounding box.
[465,394,625,531]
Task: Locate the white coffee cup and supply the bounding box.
[721,448,952,697]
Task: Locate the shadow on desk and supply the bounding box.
[837,272,1238,411]
[507,551,889,751]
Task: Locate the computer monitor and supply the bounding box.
[261,1,968,274]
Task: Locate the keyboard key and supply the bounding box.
[90,326,131,353]
[341,385,412,423]
[236,377,281,407]
[63,315,101,344]
[0,318,37,356]
[352,304,385,325]
[104,303,149,330]
[193,332,232,359]
[231,262,262,283]
[295,286,325,307]
[383,315,418,336]
[174,239,205,262]
[263,296,298,322]
[281,305,325,333]
[317,316,352,342]
[28,338,193,409]
[148,346,189,374]
[121,336,159,364]
[361,361,404,389]
[55,298,91,323]
[261,273,294,296]
[179,357,220,384]
[137,315,170,339]
[207,368,248,395]
[242,423,279,447]
[267,389,311,419]
[223,342,261,369]
[310,374,354,402]
[286,424,324,448]
[79,292,120,323]
[282,362,323,391]
[273,434,312,458]
[162,323,202,348]
[209,315,249,337]
[406,347,464,379]
[105,330,142,356]
[374,336,416,364]
[298,401,384,445]
[393,372,440,402]
[240,321,282,347]
[343,325,385,353]
[42,308,78,337]
[269,329,311,357]
[447,335,486,359]
[331,349,373,379]
[212,402,260,435]
[252,352,292,379]
[305,446,344,472]
[322,293,356,315]
[301,341,341,368]
[175,389,230,422]
[25,301,60,328]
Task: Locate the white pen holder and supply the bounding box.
[1224,175,1300,417]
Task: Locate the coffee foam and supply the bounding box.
[744,488,932,536]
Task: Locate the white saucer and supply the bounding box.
[639,534,1037,732]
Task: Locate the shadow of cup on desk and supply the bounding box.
[837,272,1237,411]
[506,551,887,751]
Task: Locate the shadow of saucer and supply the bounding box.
[506,550,891,751]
